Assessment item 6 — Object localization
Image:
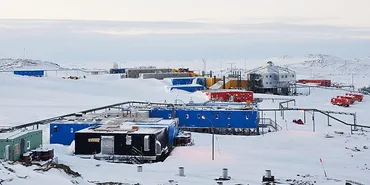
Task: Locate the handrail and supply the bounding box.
[259,118,282,131]
[2,101,183,132]
[270,107,370,130]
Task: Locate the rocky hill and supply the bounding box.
[0,58,65,71]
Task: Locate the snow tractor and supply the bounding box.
[338,96,355,104]
[331,97,350,107]
[345,93,364,102]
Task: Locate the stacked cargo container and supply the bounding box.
[297,79,331,87]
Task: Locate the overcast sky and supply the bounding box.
[0,0,369,62]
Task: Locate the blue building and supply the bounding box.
[149,108,259,129]
[14,70,45,77]
[109,68,125,74]
[50,121,102,145]
[170,77,206,86]
[166,77,207,93]
[168,85,206,93]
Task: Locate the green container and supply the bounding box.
[0,129,42,161]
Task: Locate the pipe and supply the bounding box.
[222,168,228,179]
[137,165,143,172]
[179,167,185,177]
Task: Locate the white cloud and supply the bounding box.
[1,0,370,27]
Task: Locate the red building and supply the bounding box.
[205,90,254,102]
[297,79,331,87]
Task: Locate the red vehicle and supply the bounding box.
[297,79,331,87]
[338,96,355,104]
[345,93,364,102]
[205,90,254,102]
[331,97,350,107]
[293,119,304,125]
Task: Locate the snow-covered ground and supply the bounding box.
[0,59,370,185]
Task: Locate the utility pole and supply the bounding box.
[202,59,207,75]
[244,58,247,72]
[228,63,236,72]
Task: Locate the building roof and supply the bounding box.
[246,61,295,74]
[76,118,176,134]
[0,129,40,140]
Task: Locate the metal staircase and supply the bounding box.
[130,146,144,164]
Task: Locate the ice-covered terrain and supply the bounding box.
[0,58,65,71]
[0,57,369,185]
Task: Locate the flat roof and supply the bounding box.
[0,129,40,140]
[76,125,165,135]
[76,118,177,134]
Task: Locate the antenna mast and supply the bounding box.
[202,59,207,74]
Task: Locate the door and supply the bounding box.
[4,145,10,161]
[20,139,25,154]
[101,136,114,155]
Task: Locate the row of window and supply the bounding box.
[265,74,295,78]
[175,113,250,120]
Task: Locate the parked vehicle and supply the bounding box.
[338,96,355,104]
[331,97,350,107]
[345,93,364,102]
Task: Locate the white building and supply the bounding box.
[246,61,296,94]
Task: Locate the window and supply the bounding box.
[281,75,284,78]
[168,114,172,119]
[292,74,295,77]
[26,141,31,150]
[285,75,287,78]
[197,114,201,119]
[227,114,231,120]
[265,75,268,78]
[215,114,219,119]
[185,114,189,119]
[126,135,132,145]
[266,82,268,85]
[269,75,272,78]
[70,128,74,133]
[246,115,249,120]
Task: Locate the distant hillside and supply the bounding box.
[0,58,65,71]
[274,54,370,76]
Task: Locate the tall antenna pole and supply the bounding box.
[244,58,247,72]
[202,59,207,74]
[228,63,236,71]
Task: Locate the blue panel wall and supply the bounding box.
[170,85,206,93]
[149,108,259,129]
[134,123,178,147]
[14,70,45,77]
[171,77,207,86]
[171,78,194,85]
[50,123,101,145]
[109,68,125,74]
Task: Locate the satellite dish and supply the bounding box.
[113,63,119,69]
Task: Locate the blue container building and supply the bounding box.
[50,121,102,145]
[170,77,206,87]
[14,70,45,77]
[168,85,206,93]
[109,68,125,74]
[149,108,259,129]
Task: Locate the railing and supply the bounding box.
[131,146,144,164]
[1,101,183,133]
[275,102,370,133]
[259,118,282,132]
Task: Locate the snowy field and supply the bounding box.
[0,60,370,185]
